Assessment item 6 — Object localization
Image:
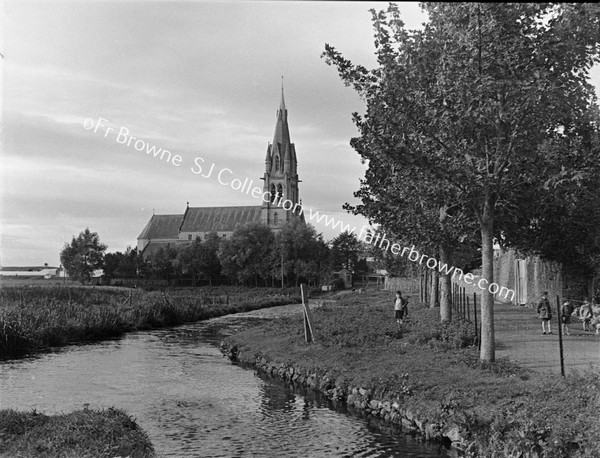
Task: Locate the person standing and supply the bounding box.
[561,300,573,335]
[579,299,593,331]
[394,290,408,325]
[537,291,552,334]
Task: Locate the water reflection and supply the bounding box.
[0,320,452,457]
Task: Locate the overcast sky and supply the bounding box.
[1,2,598,267]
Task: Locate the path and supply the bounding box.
[493,301,600,374]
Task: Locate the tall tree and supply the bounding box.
[324,3,600,361]
[104,246,142,280]
[60,228,107,284]
[330,231,362,273]
[148,246,179,283]
[275,219,330,287]
[218,223,274,286]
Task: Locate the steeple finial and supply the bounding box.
[279,76,286,111]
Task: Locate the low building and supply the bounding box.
[0,264,60,279]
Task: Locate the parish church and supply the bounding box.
[137,88,303,258]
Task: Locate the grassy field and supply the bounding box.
[0,285,301,357]
[0,407,154,458]
[225,289,600,457]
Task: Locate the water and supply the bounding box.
[0,318,452,457]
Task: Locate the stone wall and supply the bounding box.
[221,343,468,453]
[493,248,562,307]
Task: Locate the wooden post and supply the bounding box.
[301,284,315,343]
[556,295,565,377]
[474,293,480,351]
[467,296,470,321]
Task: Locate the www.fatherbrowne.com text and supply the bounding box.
[83,116,515,301]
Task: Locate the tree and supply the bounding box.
[104,246,143,281]
[200,232,223,286]
[177,233,223,286]
[275,219,330,287]
[330,231,361,273]
[324,3,600,361]
[148,246,179,283]
[499,121,600,296]
[60,228,107,284]
[218,223,274,286]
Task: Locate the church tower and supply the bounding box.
[261,86,302,229]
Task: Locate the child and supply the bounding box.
[561,300,573,336]
[537,291,552,334]
[394,290,408,325]
[579,299,592,331]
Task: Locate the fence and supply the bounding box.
[451,284,600,375]
[384,277,420,295]
[390,276,600,375]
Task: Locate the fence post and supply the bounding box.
[556,295,565,377]
[467,296,470,321]
[474,293,480,351]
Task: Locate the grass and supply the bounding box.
[0,285,301,357]
[225,289,600,457]
[0,407,154,458]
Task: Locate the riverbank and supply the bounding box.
[222,289,600,457]
[0,407,154,457]
[0,285,300,357]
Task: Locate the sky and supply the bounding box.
[0,2,598,267]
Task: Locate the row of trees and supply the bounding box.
[60,222,377,287]
[323,2,600,361]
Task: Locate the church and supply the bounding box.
[137,88,303,258]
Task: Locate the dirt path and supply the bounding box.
[493,301,600,374]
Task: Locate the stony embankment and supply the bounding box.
[220,344,466,453]
[219,290,600,458]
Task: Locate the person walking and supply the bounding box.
[394,290,408,325]
[537,291,552,334]
[561,300,573,335]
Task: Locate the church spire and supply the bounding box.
[272,80,292,169]
[279,76,286,112]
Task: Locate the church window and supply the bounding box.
[270,184,276,203]
[277,184,283,201]
[275,155,279,172]
[274,212,278,225]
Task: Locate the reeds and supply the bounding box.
[0,285,300,357]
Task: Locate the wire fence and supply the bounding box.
[451,284,600,375]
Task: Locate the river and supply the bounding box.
[0,315,453,457]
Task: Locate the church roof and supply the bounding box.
[180,206,262,233]
[138,214,184,240]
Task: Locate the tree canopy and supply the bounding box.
[324,2,600,361]
[60,228,107,284]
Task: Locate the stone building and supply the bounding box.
[448,247,592,306]
[493,247,591,306]
[137,88,303,258]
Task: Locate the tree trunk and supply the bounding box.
[430,260,439,308]
[480,195,496,362]
[439,243,452,322]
